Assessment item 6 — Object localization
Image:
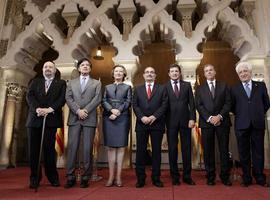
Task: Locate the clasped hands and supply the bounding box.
[141,115,156,125]
[109,109,121,120]
[209,115,222,126]
[36,107,54,117]
[77,109,88,120]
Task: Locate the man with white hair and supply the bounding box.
[231,61,270,187]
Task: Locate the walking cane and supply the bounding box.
[35,115,47,192]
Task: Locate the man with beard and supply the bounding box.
[26,61,66,189]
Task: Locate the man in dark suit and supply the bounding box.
[133,67,168,188]
[195,64,232,186]
[26,61,66,189]
[231,61,270,187]
[165,64,196,186]
[65,58,101,188]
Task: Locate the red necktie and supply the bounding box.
[147,84,152,99]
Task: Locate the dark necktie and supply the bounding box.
[147,84,152,99]
[244,82,251,98]
[173,80,179,97]
[210,81,215,98]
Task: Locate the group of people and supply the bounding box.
[26,58,270,190]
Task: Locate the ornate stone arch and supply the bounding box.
[191,0,262,60]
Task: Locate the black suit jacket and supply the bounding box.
[195,81,231,128]
[231,80,270,130]
[165,80,196,129]
[26,77,66,128]
[133,83,168,132]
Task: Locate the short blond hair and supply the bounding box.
[235,61,252,74]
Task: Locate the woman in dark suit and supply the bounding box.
[102,65,131,187]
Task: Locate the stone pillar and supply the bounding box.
[0,71,7,148]
[120,11,135,41]
[240,1,256,34]
[61,2,80,43]
[0,0,8,37]
[118,0,136,41]
[0,83,23,167]
[177,4,196,38]
[9,85,25,167]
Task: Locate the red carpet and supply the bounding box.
[0,167,270,200]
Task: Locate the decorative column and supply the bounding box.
[118,0,136,41]
[177,3,196,38]
[240,1,256,34]
[9,85,25,167]
[0,83,23,167]
[61,2,80,43]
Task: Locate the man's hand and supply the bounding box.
[77,109,88,120]
[141,116,151,124]
[109,114,117,120]
[188,120,195,128]
[210,115,221,126]
[148,115,157,125]
[111,109,121,116]
[36,107,54,117]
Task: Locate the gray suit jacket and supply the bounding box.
[66,77,102,127]
[102,83,132,116]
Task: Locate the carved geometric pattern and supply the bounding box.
[6,83,25,100]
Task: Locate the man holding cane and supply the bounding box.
[26,61,66,189]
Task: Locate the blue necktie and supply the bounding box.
[244,82,251,98]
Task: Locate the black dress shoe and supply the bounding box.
[241,180,252,187]
[152,180,164,187]
[221,179,232,186]
[241,181,252,187]
[80,180,89,188]
[257,182,270,187]
[183,178,196,185]
[29,179,39,189]
[136,181,145,188]
[207,180,216,186]
[50,179,60,187]
[64,180,76,188]
[172,178,180,185]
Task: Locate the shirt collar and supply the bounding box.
[80,75,89,80]
[145,82,154,87]
[44,76,54,81]
[207,79,216,85]
[242,80,252,86]
[170,79,180,84]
